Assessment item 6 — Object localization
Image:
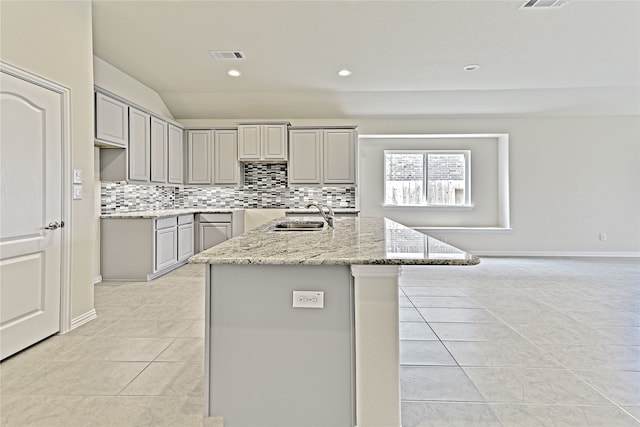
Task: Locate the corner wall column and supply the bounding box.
[351,265,401,427]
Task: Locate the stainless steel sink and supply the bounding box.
[270,220,325,231]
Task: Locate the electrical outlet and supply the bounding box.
[292,291,324,308]
[599,233,607,241]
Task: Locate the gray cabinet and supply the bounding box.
[213,129,240,185]
[187,129,240,185]
[196,212,244,252]
[155,217,178,271]
[168,124,184,184]
[288,127,357,185]
[178,215,195,261]
[95,92,128,148]
[199,223,232,252]
[96,89,184,184]
[101,214,194,281]
[150,116,168,183]
[128,108,151,182]
[238,123,288,161]
[288,129,322,184]
[186,130,212,184]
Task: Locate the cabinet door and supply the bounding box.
[155,227,177,271]
[95,92,128,147]
[288,129,322,184]
[323,129,356,184]
[214,129,240,185]
[168,124,183,184]
[150,117,168,183]
[128,108,151,182]
[238,125,261,160]
[199,223,231,252]
[187,130,212,184]
[178,223,194,261]
[262,124,288,160]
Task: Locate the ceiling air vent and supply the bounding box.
[209,50,246,60]
[522,0,569,8]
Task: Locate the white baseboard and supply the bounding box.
[93,275,102,284]
[69,309,97,331]
[473,251,640,258]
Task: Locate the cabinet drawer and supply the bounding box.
[199,213,232,223]
[156,216,178,230]
[178,214,194,225]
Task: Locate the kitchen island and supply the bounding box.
[190,216,479,427]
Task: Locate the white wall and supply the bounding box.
[93,56,174,119]
[355,116,640,256]
[1,1,96,319]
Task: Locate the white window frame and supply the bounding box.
[384,149,472,208]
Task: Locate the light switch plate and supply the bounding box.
[73,169,82,184]
[73,184,82,200]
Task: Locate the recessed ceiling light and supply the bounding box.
[228,69,241,77]
[463,64,480,72]
[337,69,352,77]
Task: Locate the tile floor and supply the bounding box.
[399,257,640,427]
[1,257,638,426]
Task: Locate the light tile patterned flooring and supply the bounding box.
[1,257,638,426]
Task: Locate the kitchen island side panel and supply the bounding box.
[207,264,355,427]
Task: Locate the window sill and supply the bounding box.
[383,204,474,210]
[414,226,512,233]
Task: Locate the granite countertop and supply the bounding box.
[189,216,479,266]
[101,208,358,219]
[284,208,359,214]
[100,208,243,219]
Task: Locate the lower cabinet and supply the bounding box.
[101,214,194,281]
[195,212,245,253]
[178,216,195,261]
[199,223,232,252]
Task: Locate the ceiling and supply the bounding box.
[91,0,640,120]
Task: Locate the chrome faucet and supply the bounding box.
[305,203,335,228]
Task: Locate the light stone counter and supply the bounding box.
[197,216,478,427]
[189,216,479,266]
[100,208,243,219]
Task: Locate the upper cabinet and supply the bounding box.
[238,123,289,161]
[288,127,357,185]
[168,124,184,184]
[95,92,128,148]
[186,129,240,186]
[214,129,240,185]
[96,88,184,184]
[128,107,151,182]
[150,116,168,183]
[186,130,212,185]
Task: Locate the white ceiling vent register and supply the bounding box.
[521,0,569,8]
[209,50,246,60]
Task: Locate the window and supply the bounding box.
[384,150,471,206]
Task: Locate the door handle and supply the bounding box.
[44,221,65,230]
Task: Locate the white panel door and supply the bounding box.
[0,71,63,360]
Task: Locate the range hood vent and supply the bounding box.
[209,50,246,60]
[521,0,569,8]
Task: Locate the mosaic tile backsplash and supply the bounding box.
[102,163,357,213]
